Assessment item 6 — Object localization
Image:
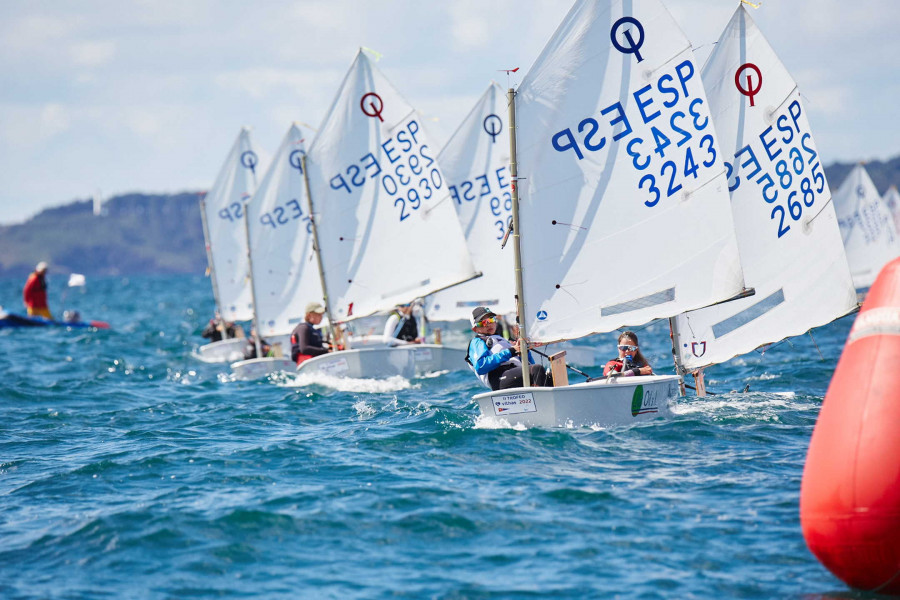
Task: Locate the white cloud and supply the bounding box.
[214,67,343,102]
[69,40,116,67]
[0,103,72,150]
[0,13,80,51]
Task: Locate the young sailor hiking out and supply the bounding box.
[466,307,552,391]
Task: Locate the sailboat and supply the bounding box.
[883,185,900,235]
[230,124,318,380]
[426,82,517,323]
[669,4,859,393]
[473,0,746,427]
[832,163,900,290]
[296,49,482,379]
[194,128,261,363]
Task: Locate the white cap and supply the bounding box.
[35,261,48,272]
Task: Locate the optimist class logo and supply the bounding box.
[360,93,384,122]
[735,63,762,107]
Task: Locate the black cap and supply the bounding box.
[471,306,497,323]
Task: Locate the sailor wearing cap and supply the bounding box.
[465,306,552,390]
[290,301,331,364]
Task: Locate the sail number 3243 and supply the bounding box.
[550,58,719,208]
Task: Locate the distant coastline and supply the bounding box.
[2,156,898,277]
[0,193,205,277]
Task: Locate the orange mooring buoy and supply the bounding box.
[800,256,900,594]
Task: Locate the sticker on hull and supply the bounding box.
[631,384,662,417]
[413,348,433,362]
[318,357,350,375]
[492,392,537,415]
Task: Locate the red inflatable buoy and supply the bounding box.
[801,256,900,594]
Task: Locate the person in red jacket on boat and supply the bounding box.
[603,331,654,377]
[23,261,53,320]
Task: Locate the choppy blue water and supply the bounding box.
[0,275,869,599]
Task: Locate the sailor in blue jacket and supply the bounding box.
[465,307,552,390]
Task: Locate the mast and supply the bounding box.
[301,153,339,345]
[199,195,228,339]
[243,210,262,359]
[668,317,687,396]
[507,87,530,388]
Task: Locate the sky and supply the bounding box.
[2,0,898,225]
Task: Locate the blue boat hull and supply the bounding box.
[0,312,109,330]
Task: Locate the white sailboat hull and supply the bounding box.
[473,375,680,428]
[192,338,246,363]
[230,357,295,380]
[296,344,465,379]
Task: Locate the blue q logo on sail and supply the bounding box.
[610,17,645,62]
[289,149,305,173]
[240,151,258,174]
[482,114,502,143]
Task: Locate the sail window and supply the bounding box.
[600,288,676,317]
[711,288,785,339]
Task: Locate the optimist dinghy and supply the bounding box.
[195,128,260,363]
[294,49,480,380]
[832,163,900,290]
[229,123,321,380]
[425,82,517,325]
[477,0,748,427]
[192,337,246,363]
[668,5,859,395]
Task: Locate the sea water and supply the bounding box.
[0,275,867,599]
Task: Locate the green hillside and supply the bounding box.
[0,193,205,277]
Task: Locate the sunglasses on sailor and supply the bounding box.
[617,344,638,352]
[477,317,498,326]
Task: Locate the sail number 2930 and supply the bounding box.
[326,118,443,223]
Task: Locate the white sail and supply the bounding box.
[427,82,516,322]
[882,185,900,235]
[833,164,900,289]
[671,5,857,372]
[245,123,323,338]
[306,50,478,321]
[203,128,260,322]
[514,0,744,343]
